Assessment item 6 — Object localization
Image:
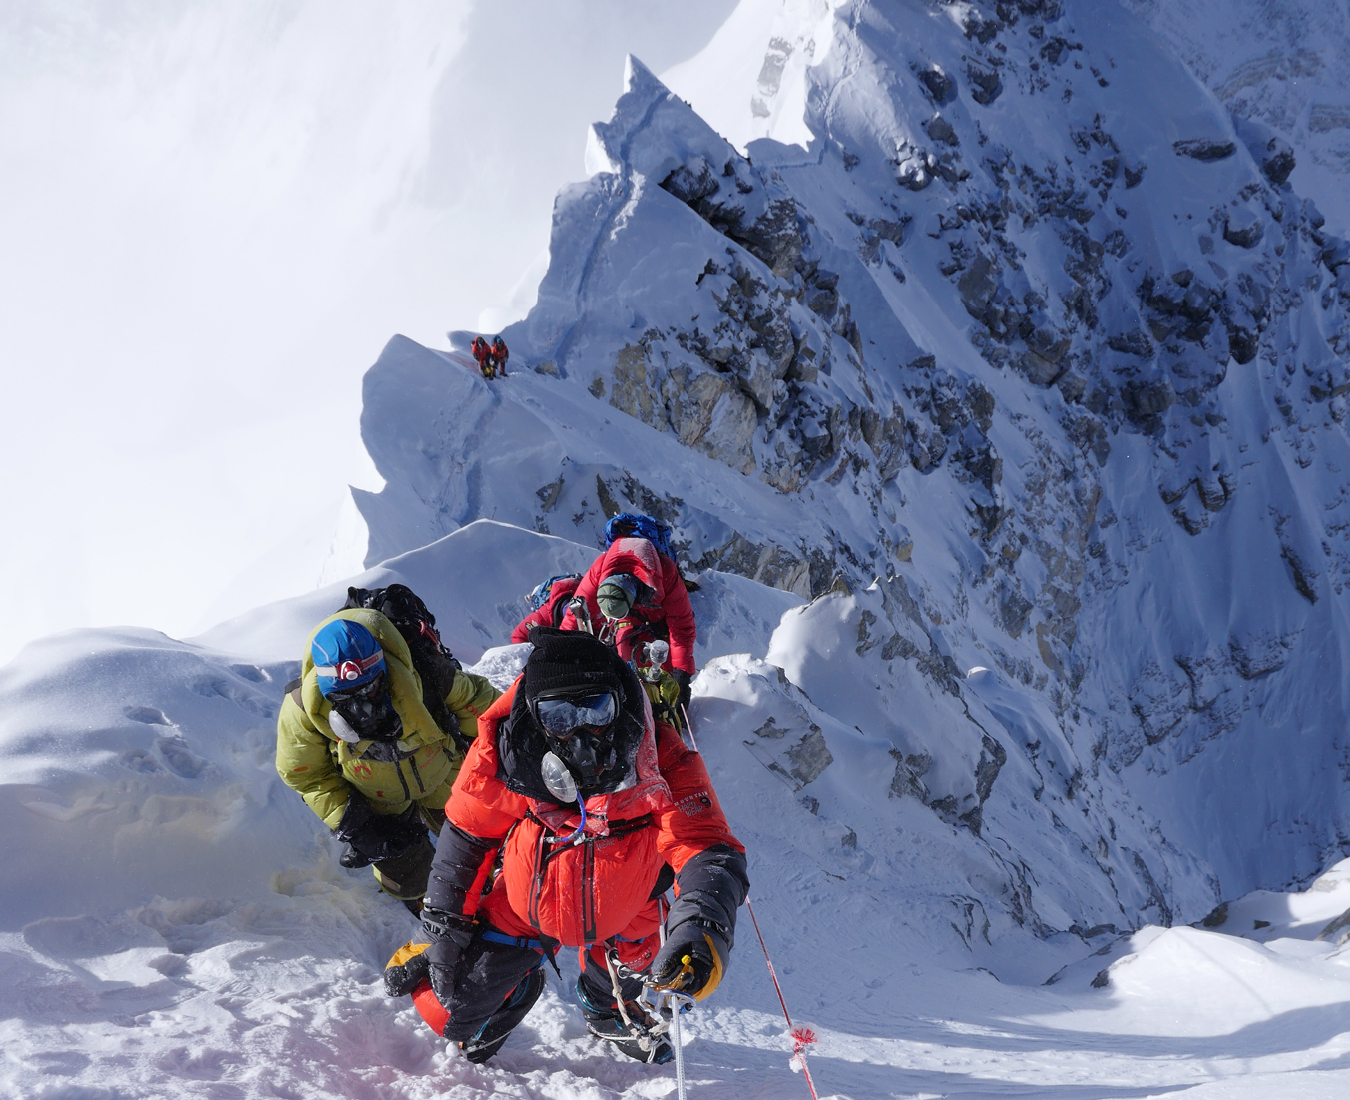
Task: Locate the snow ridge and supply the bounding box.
[357,0,1350,934]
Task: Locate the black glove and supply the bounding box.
[339,842,373,869]
[421,906,476,1007]
[333,799,425,865]
[651,919,723,1000]
[670,668,692,711]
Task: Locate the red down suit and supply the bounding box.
[559,537,696,673]
[428,682,744,946]
[509,576,581,644]
[415,654,748,1044]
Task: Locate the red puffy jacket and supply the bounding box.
[509,576,581,644]
[559,538,696,673]
[441,683,741,947]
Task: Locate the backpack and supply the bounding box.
[529,573,582,612]
[341,583,472,755]
[603,513,676,561]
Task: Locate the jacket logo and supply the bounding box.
[677,792,712,817]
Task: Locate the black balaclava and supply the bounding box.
[498,627,646,802]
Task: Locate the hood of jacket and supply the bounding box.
[599,537,666,596]
[485,679,671,835]
[298,608,446,754]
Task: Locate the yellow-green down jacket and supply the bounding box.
[275,608,499,829]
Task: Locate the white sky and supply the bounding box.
[0,0,736,665]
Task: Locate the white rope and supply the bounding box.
[605,947,638,1034]
[679,703,698,752]
[660,990,695,1099]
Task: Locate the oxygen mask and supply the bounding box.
[532,689,621,796]
[328,672,402,743]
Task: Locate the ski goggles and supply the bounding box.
[534,691,618,738]
[326,671,387,703]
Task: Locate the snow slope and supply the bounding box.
[1120,0,1350,235]
[6,521,1350,1098]
[356,0,1350,929]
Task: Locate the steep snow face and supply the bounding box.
[355,0,1350,933]
[1119,0,1350,235]
[6,4,1350,1095]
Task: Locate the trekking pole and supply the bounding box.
[745,896,820,1100]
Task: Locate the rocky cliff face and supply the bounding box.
[1120,0,1350,234]
[355,0,1350,938]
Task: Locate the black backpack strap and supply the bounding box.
[283,678,304,710]
[338,584,471,756]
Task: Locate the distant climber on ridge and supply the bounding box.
[559,516,696,713]
[275,586,499,912]
[471,335,494,378]
[490,336,509,376]
[510,572,582,643]
[382,628,748,1064]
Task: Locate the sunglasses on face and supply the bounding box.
[535,692,617,738]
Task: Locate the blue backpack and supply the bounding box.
[604,513,676,560]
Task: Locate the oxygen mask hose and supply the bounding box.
[553,796,587,846]
[540,751,588,845]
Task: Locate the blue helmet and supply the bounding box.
[311,619,386,697]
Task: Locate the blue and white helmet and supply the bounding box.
[311,619,386,697]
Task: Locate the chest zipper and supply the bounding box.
[527,826,551,932]
[581,837,597,944]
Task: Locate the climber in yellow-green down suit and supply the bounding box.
[275,606,499,909]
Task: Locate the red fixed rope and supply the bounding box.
[745,896,821,1100]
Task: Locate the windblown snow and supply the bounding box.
[5,1,1350,1098]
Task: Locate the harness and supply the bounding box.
[478,929,546,951]
[523,810,654,947]
[477,924,561,979]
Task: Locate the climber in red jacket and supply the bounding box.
[382,629,748,1065]
[471,336,494,378]
[559,537,696,709]
[510,573,582,644]
[490,336,509,376]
